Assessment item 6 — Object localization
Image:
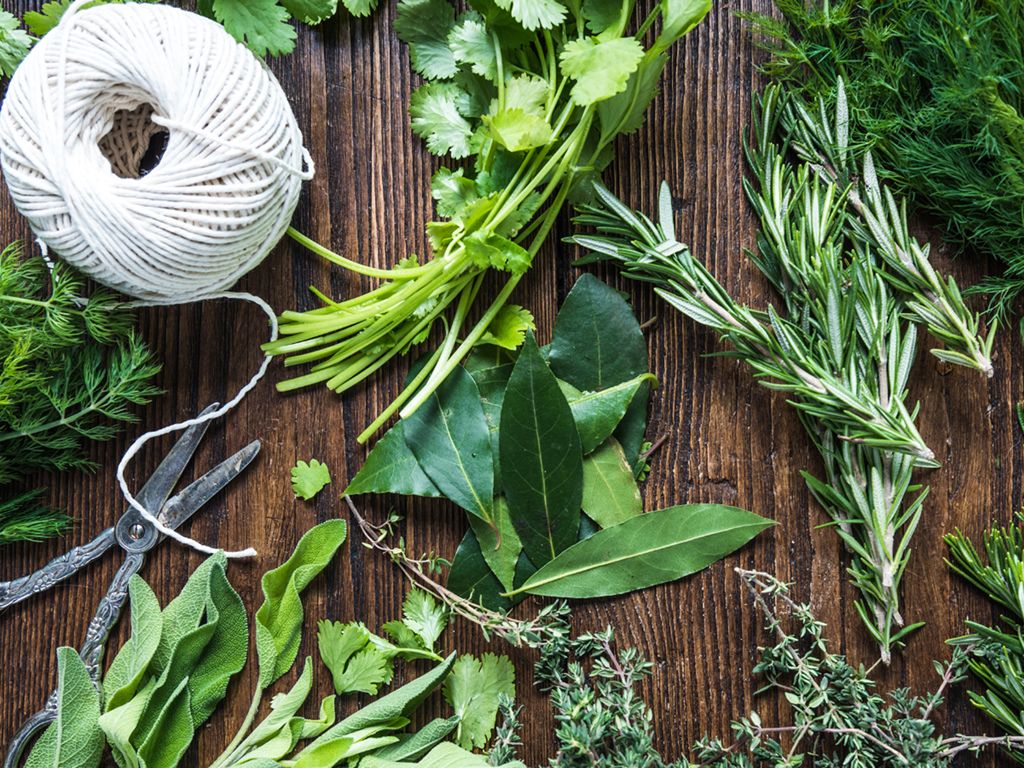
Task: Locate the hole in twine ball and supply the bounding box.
[0,2,314,303]
[98,104,169,179]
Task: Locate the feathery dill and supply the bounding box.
[744,0,1024,320]
[0,243,161,543]
[568,85,990,661]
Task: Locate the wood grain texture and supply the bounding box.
[0,0,1016,764]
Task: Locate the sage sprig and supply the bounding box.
[569,85,990,661]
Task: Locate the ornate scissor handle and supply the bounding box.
[0,528,116,612]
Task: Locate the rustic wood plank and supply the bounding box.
[0,0,1016,764]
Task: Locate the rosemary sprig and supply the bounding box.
[568,85,990,661]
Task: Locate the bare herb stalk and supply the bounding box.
[568,85,990,661]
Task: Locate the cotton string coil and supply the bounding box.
[0,1,315,558]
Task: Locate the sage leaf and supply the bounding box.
[137,678,193,768]
[368,716,459,762]
[548,274,649,463]
[346,422,442,499]
[500,332,583,566]
[256,519,348,688]
[581,438,642,527]
[468,496,521,591]
[563,373,657,454]
[404,365,494,521]
[509,504,774,598]
[103,575,162,711]
[362,741,527,768]
[24,648,103,768]
[228,656,319,760]
[99,678,154,767]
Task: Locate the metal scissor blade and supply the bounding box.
[157,440,261,535]
[134,403,221,515]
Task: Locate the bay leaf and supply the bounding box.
[346,422,442,499]
[548,274,650,464]
[562,373,657,454]
[404,365,494,521]
[500,333,583,566]
[509,504,774,598]
[465,345,516,487]
[581,438,642,527]
[447,528,512,611]
[469,496,521,591]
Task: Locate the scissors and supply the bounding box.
[0,403,260,768]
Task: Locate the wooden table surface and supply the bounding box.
[1,0,1019,764]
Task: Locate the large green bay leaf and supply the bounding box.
[561,373,657,454]
[404,365,494,521]
[548,274,650,464]
[345,422,442,499]
[465,345,515,487]
[581,438,642,527]
[500,333,583,566]
[469,496,521,590]
[511,504,774,598]
[447,529,513,611]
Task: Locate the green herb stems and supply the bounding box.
[569,85,990,661]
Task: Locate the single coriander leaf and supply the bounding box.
[338,646,394,695]
[479,305,536,350]
[0,11,32,78]
[443,653,515,749]
[402,589,449,651]
[282,0,340,24]
[581,0,622,34]
[560,36,645,105]
[502,73,548,115]
[318,621,371,687]
[485,107,554,152]
[292,458,332,500]
[22,1,68,36]
[431,167,479,218]
[382,618,428,653]
[410,81,475,158]
[500,332,584,566]
[394,0,458,79]
[340,0,379,15]
[448,12,497,82]
[464,231,533,275]
[493,0,565,30]
[510,504,775,598]
[212,0,297,57]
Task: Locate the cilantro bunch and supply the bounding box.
[266,0,712,441]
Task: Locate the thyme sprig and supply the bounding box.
[568,86,990,660]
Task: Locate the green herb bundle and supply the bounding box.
[24,520,523,768]
[345,275,771,608]
[0,243,160,544]
[745,0,1024,319]
[568,86,990,661]
[264,0,711,442]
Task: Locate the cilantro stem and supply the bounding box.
[286,228,433,279]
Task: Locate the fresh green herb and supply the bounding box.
[744,0,1024,319]
[0,10,31,76]
[0,243,161,544]
[263,0,711,442]
[318,621,396,695]
[24,648,104,768]
[569,86,989,661]
[292,458,332,500]
[506,504,774,599]
[444,653,515,750]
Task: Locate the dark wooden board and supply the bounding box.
[0,0,1017,764]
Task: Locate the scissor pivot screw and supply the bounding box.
[129,524,145,540]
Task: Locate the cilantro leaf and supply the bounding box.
[582,0,622,34]
[443,653,515,749]
[339,0,379,17]
[401,589,449,651]
[23,0,159,38]
[291,459,332,500]
[282,0,340,24]
[479,305,535,350]
[431,167,480,218]
[503,74,549,114]
[493,0,565,30]
[211,0,297,57]
[464,231,533,275]
[485,107,553,152]
[560,36,645,105]
[410,82,475,158]
[317,621,394,695]
[395,0,458,79]
[0,11,32,77]
[448,13,497,82]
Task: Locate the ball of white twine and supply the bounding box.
[0,1,315,558]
